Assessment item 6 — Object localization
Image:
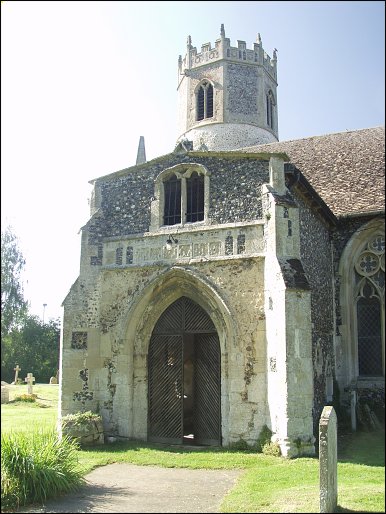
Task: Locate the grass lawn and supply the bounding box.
[1,384,385,513]
[1,384,59,433]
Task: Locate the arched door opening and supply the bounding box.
[148,296,221,446]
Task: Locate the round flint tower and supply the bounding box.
[176,24,279,152]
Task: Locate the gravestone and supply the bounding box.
[24,373,36,395]
[319,405,337,513]
[1,385,9,404]
[49,376,58,384]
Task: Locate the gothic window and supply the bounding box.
[197,81,214,121]
[154,164,209,229]
[354,235,384,377]
[266,90,275,129]
[337,221,385,393]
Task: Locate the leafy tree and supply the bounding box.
[1,315,60,384]
[1,226,28,340]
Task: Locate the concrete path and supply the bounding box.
[19,463,243,513]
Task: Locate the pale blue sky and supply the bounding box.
[1,1,385,321]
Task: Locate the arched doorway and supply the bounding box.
[148,296,221,446]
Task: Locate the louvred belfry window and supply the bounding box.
[197,81,214,121]
[266,90,274,129]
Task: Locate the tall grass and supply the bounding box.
[1,428,85,511]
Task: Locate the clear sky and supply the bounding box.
[2,1,385,323]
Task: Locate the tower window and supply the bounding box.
[266,90,275,129]
[197,81,214,121]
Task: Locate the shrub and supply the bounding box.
[61,410,101,427]
[61,411,104,446]
[262,441,282,457]
[1,428,84,511]
[14,393,37,403]
[255,424,273,452]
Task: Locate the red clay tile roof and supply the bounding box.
[239,126,385,217]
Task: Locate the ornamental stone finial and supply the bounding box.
[256,33,262,44]
[136,136,146,165]
[220,24,225,37]
[187,35,192,48]
[273,48,278,60]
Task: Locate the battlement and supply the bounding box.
[178,24,277,81]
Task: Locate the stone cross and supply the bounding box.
[13,364,21,383]
[24,373,36,395]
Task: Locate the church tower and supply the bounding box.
[176,24,279,151]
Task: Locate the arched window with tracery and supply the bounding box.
[197,81,214,121]
[354,234,385,377]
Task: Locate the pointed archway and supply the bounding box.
[148,296,221,446]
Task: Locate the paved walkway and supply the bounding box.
[18,463,243,513]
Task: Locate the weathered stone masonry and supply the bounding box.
[88,154,270,247]
[293,184,335,434]
[61,151,316,457]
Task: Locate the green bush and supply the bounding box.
[61,410,101,428]
[14,393,37,403]
[1,428,84,511]
[61,411,104,447]
[255,424,273,452]
[262,441,282,456]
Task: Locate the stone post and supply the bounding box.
[319,405,338,513]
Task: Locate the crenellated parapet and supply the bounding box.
[178,24,277,83]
